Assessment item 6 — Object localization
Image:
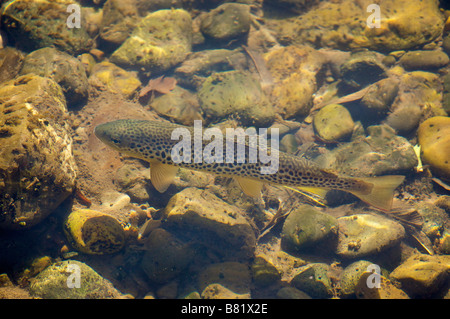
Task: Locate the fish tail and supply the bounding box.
[349,175,405,211]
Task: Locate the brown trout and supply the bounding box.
[94,119,404,211]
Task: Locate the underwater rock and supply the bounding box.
[335,214,405,259]
[276,287,311,299]
[0,74,76,230]
[339,260,374,298]
[281,204,338,252]
[267,0,443,52]
[399,50,449,71]
[198,70,274,126]
[360,77,399,116]
[0,47,24,84]
[115,164,151,203]
[110,9,192,73]
[418,116,450,179]
[149,86,203,125]
[174,49,247,89]
[264,45,326,119]
[386,71,445,134]
[355,272,409,299]
[88,61,141,98]
[316,124,417,177]
[162,187,256,259]
[29,260,123,299]
[313,104,355,142]
[251,256,281,287]
[264,0,320,14]
[100,0,183,46]
[197,262,252,298]
[140,228,195,284]
[64,209,125,255]
[279,134,298,154]
[390,254,450,297]
[290,263,334,299]
[442,73,450,114]
[415,202,449,240]
[20,47,89,108]
[200,3,251,42]
[0,0,93,55]
[201,283,250,299]
[340,51,386,89]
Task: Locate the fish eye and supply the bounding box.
[112,139,120,144]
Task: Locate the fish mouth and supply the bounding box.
[93,123,109,143]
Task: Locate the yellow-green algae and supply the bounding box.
[64,209,125,255]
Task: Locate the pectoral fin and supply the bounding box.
[234,177,264,197]
[150,162,178,193]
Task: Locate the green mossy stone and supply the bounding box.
[200,3,251,41]
[281,205,338,252]
[313,104,354,142]
[291,263,334,299]
[198,70,274,126]
[399,50,450,70]
[251,256,281,287]
[29,260,122,299]
[64,209,125,255]
[110,9,192,72]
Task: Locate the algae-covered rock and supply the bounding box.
[313,104,354,142]
[361,77,399,115]
[0,74,76,229]
[201,283,250,299]
[355,272,409,299]
[335,214,405,259]
[399,50,449,70]
[29,260,122,299]
[200,3,251,42]
[264,45,326,119]
[110,9,192,73]
[99,0,182,46]
[149,86,203,125]
[386,71,445,134]
[416,202,450,240]
[276,287,311,299]
[281,204,338,252]
[64,209,125,255]
[268,0,443,52]
[340,51,386,89]
[174,49,247,89]
[418,116,450,179]
[390,254,450,297]
[140,228,195,284]
[20,47,89,108]
[0,47,24,84]
[290,263,334,299]
[197,262,252,297]
[198,70,274,126]
[88,61,141,98]
[339,260,374,297]
[251,256,281,287]
[162,187,256,259]
[1,0,93,54]
[316,124,417,176]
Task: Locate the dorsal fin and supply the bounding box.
[150,162,178,193]
[234,176,264,197]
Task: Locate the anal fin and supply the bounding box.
[150,162,178,193]
[234,177,264,197]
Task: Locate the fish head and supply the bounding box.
[94,120,142,154]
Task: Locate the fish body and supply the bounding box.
[94,119,404,211]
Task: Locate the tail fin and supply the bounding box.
[350,175,405,211]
